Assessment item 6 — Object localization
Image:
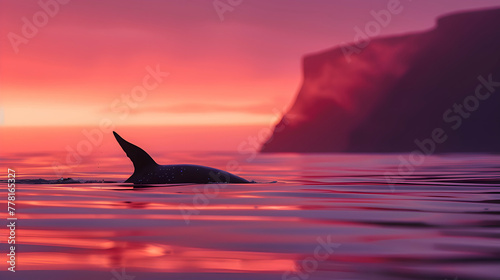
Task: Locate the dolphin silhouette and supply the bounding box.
[113,131,251,184]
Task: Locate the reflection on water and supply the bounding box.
[0,152,499,280]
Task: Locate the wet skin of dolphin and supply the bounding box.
[113,131,251,184]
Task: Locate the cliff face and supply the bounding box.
[261,8,500,153]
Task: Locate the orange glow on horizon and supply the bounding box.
[2,1,499,153]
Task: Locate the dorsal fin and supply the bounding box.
[113,131,158,172]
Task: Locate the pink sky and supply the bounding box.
[1,0,499,151]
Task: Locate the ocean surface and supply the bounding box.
[0,152,499,280]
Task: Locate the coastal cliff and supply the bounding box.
[261,8,500,153]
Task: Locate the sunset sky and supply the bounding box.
[1,0,500,151]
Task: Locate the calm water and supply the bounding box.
[1,152,499,280]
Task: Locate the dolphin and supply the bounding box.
[113,131,251,184]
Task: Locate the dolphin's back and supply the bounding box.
[128,164,250,184]
[113,132,251,184]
